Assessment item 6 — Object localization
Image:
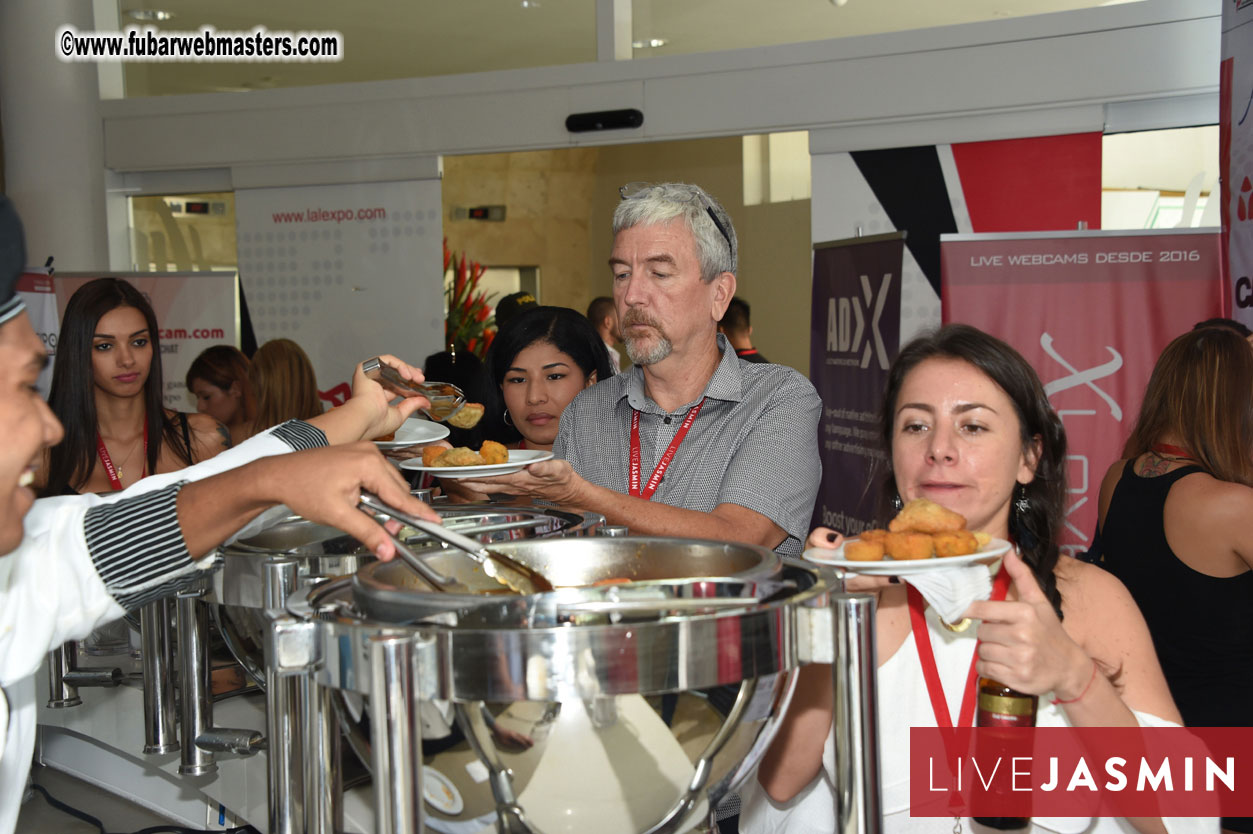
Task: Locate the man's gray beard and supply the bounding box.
[625,334,672,366]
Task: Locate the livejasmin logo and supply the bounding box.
[826,273,892,370]
[910,727,1253,818]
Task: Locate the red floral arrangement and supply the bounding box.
[443,239,496,358]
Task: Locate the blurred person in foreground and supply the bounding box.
[586,295,624,374]
[459,182,821,556]
[250,337,323,430]
[186,344,257,445]
[718,296,768,363]
[745,324,1198,834]
[0,196,438,834]
[1096,327,1253,834]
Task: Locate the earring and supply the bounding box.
[892,493,904,512]
[1014,485,1030,517]
[503,408,514,427]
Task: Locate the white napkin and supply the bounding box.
[903,564,994,624]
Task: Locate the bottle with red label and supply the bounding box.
[972,677,1036,830]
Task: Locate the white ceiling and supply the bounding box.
[116,0,1139,97]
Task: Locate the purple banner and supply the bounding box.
[809,233,904,534]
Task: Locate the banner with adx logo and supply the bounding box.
[941,228,1223,558]
[808,232,904,534]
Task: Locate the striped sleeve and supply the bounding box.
[83,481,210,611]
[270,420,328,451]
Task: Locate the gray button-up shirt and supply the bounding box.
[554,335,822,555]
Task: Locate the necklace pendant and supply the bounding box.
[953,817,963,834]
[940,616,973,633]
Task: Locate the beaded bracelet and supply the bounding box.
[1051,658,1098,706]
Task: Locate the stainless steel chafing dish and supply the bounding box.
[173,505,604,786]
[265,534,881,834]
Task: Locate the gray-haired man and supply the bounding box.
[464,182,821,556]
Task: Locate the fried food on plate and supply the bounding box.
[860,528,888,544]
[932,530,979,558]
[845,539,886,561]
[447,402,485,429]
[422,445,447,467]
[888,498,966,534]
[432,446,485,467]
[883,532,934,560]
[479,439,509,465]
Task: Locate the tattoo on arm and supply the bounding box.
[216,424,234,449]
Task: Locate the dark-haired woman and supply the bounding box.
[744,324,1189,834]
[39,278,226,496]
[186,344,256,445]
[487,305,614,451]
[1096,327,1253,834]
[433,306,612,503]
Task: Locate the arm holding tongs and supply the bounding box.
[357,492,455,587]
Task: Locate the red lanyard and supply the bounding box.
[1150,443,1194,460]
[907,565,1012,728]
[629,398,705,500]
[96,421,148,492]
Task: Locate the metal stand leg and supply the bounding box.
[47,643,83,708]
[140,599,178,754]
[830,593,882,834]
[177,592,217,775]
[265,559,306,834]
[305,681,342,834]
[369,634,423,834]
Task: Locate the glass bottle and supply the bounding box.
[972,677,1037,830]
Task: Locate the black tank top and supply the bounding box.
[1101,459,1253,728]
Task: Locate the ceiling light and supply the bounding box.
[830,0,849,6]
[126,9,174,21]
[520,0,540,7]
[632,38,668,49]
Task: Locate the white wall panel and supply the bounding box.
[102,0,1219,174]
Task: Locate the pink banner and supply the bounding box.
[941,231,1223,556]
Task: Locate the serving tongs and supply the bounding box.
[362,357,467,423]
[358,492,553,595]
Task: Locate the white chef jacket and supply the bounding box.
[0,421,327,834]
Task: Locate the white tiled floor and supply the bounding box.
[17,764,186,834]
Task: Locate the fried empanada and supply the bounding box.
[479,440,509,465]
[447,402,485,429]
[888,498,966,534]
[883,532,934,560]
[932,530,979,558]
[845,539,886,561]
[433,446,485,467]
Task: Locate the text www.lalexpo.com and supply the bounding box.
[57,25,342,62]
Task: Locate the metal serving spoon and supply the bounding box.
[358,493,553,595]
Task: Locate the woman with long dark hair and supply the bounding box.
[1096,327,1253,834]
[39,278,226,495]
[746,324,1185,834]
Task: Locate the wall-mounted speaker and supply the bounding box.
[565,109,644,133]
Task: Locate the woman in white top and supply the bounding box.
[745,324,1200,834]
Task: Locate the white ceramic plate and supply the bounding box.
[803,536,1012,575]
[374,417,450,450]
[422,766,464,815]
[399,449,554,479]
